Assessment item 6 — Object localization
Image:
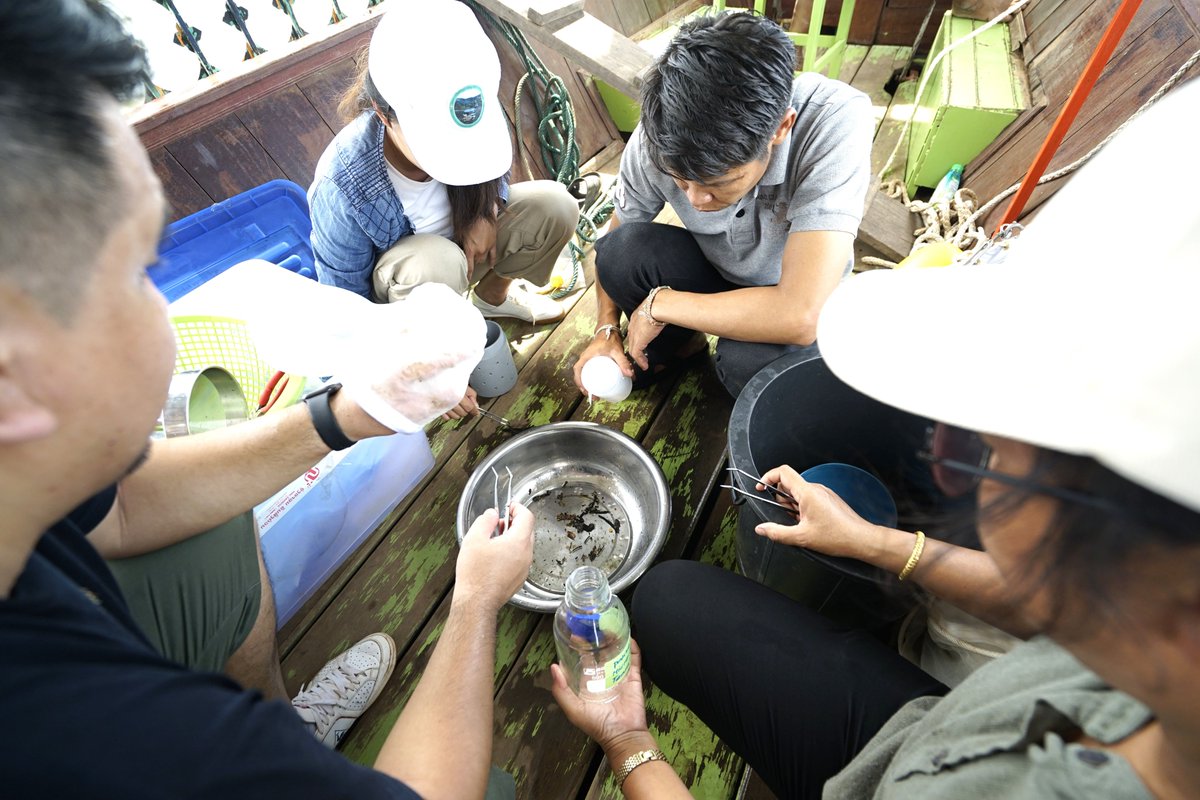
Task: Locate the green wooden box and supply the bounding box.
[905,12,1030,196]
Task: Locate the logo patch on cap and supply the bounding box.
[450,85,485,128]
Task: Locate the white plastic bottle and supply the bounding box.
[580,356,633,403]
[553,566,631,703]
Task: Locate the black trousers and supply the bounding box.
[631,561,947,800]
[594,222,816,398]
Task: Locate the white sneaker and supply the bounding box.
[292,632,396,748]
[471,283,566,324]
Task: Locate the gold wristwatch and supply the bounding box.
[613,748,668,787]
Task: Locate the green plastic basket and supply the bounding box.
[170,315,304,414]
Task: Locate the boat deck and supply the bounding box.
[275,44,913,800]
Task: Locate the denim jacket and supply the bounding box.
[308,111,510,299]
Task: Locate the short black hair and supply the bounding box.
[0,0,148,317]
[639,12,796,181]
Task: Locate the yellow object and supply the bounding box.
[899,531,927,581]
[537,275,565,295]
[897,242,963,269]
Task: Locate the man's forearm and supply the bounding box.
[373,595,499,800]
[650,284,816,345]
[644,230,851,346]
[98,393,388,558]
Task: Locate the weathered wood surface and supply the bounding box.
[488,361,735,798]
[136,5,626,222]
[584,491,747,800]
[847,45,913,133]
[965,0,1200,229]
[472,0,656,97]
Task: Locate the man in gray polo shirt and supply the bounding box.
[572,11,873,397]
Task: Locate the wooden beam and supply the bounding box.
[528,0,586,29]
[130,13,381,150]
[473,0,655,97]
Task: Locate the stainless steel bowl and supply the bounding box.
[159,367,249,438]
[456,421,671,612]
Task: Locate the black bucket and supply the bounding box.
[727,351,955,625]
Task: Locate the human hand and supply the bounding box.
[550,638,650,751]
[454,502,534,613]
[462,216,498,282]
[625,302,665,371]
[754,465,889,561]
[572,333,634,396]
[442,386,479,421]
[340,284,485,432]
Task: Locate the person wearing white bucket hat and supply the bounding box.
[308,0,577,332]
[551,78,1200,800]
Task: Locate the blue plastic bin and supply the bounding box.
[151,179,315,302]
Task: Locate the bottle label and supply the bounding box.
[583,639,631,693]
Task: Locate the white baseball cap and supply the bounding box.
[817,78,1200,513]
[367,0,512,186]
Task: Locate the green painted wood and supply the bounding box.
[836,43,871,84]
[490,359,734,798]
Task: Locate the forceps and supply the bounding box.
[725,466,798,504]
[491,466,514,534]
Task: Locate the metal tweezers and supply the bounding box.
[491,466,514,534]
[720,484,796,511]
[725,466,797,504]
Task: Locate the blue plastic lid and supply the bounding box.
[151,179,316,302]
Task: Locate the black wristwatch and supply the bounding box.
[303,382,356,451]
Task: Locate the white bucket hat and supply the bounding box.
[817,78,1200,513]
[367,0,512,186]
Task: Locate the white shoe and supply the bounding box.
[471,283,566,323]
[292,632,396,748]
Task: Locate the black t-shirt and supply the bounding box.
[0,488,420,799]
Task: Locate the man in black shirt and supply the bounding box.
[0,2,532,797]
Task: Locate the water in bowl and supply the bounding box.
[521,474,633,594]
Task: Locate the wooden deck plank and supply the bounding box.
[236,84,337,188]
[164,115,288,204]
[585,490,746,800]
[490,360,734,798]
[835,43,872,83]
[151,147,214,220]
[296,55,364,133]
[848,45,912,134]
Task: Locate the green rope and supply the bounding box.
[466,1,614,299]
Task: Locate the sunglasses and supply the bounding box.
[918,423,1121,515]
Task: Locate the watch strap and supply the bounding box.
[613,748,667,787]
[303,382,355,451]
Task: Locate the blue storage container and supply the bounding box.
[151,179,315,302]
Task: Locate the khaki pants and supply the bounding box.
[371,180,577,303]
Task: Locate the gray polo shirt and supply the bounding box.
[826,637,1153,799]
[613,73,873,286]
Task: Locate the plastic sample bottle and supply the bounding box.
[553,566,632,703]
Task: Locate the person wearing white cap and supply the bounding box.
[550,78,1200,799]
[308,0,577,332]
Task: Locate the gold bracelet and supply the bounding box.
[613,748,668,788]
[898,531,926,581]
